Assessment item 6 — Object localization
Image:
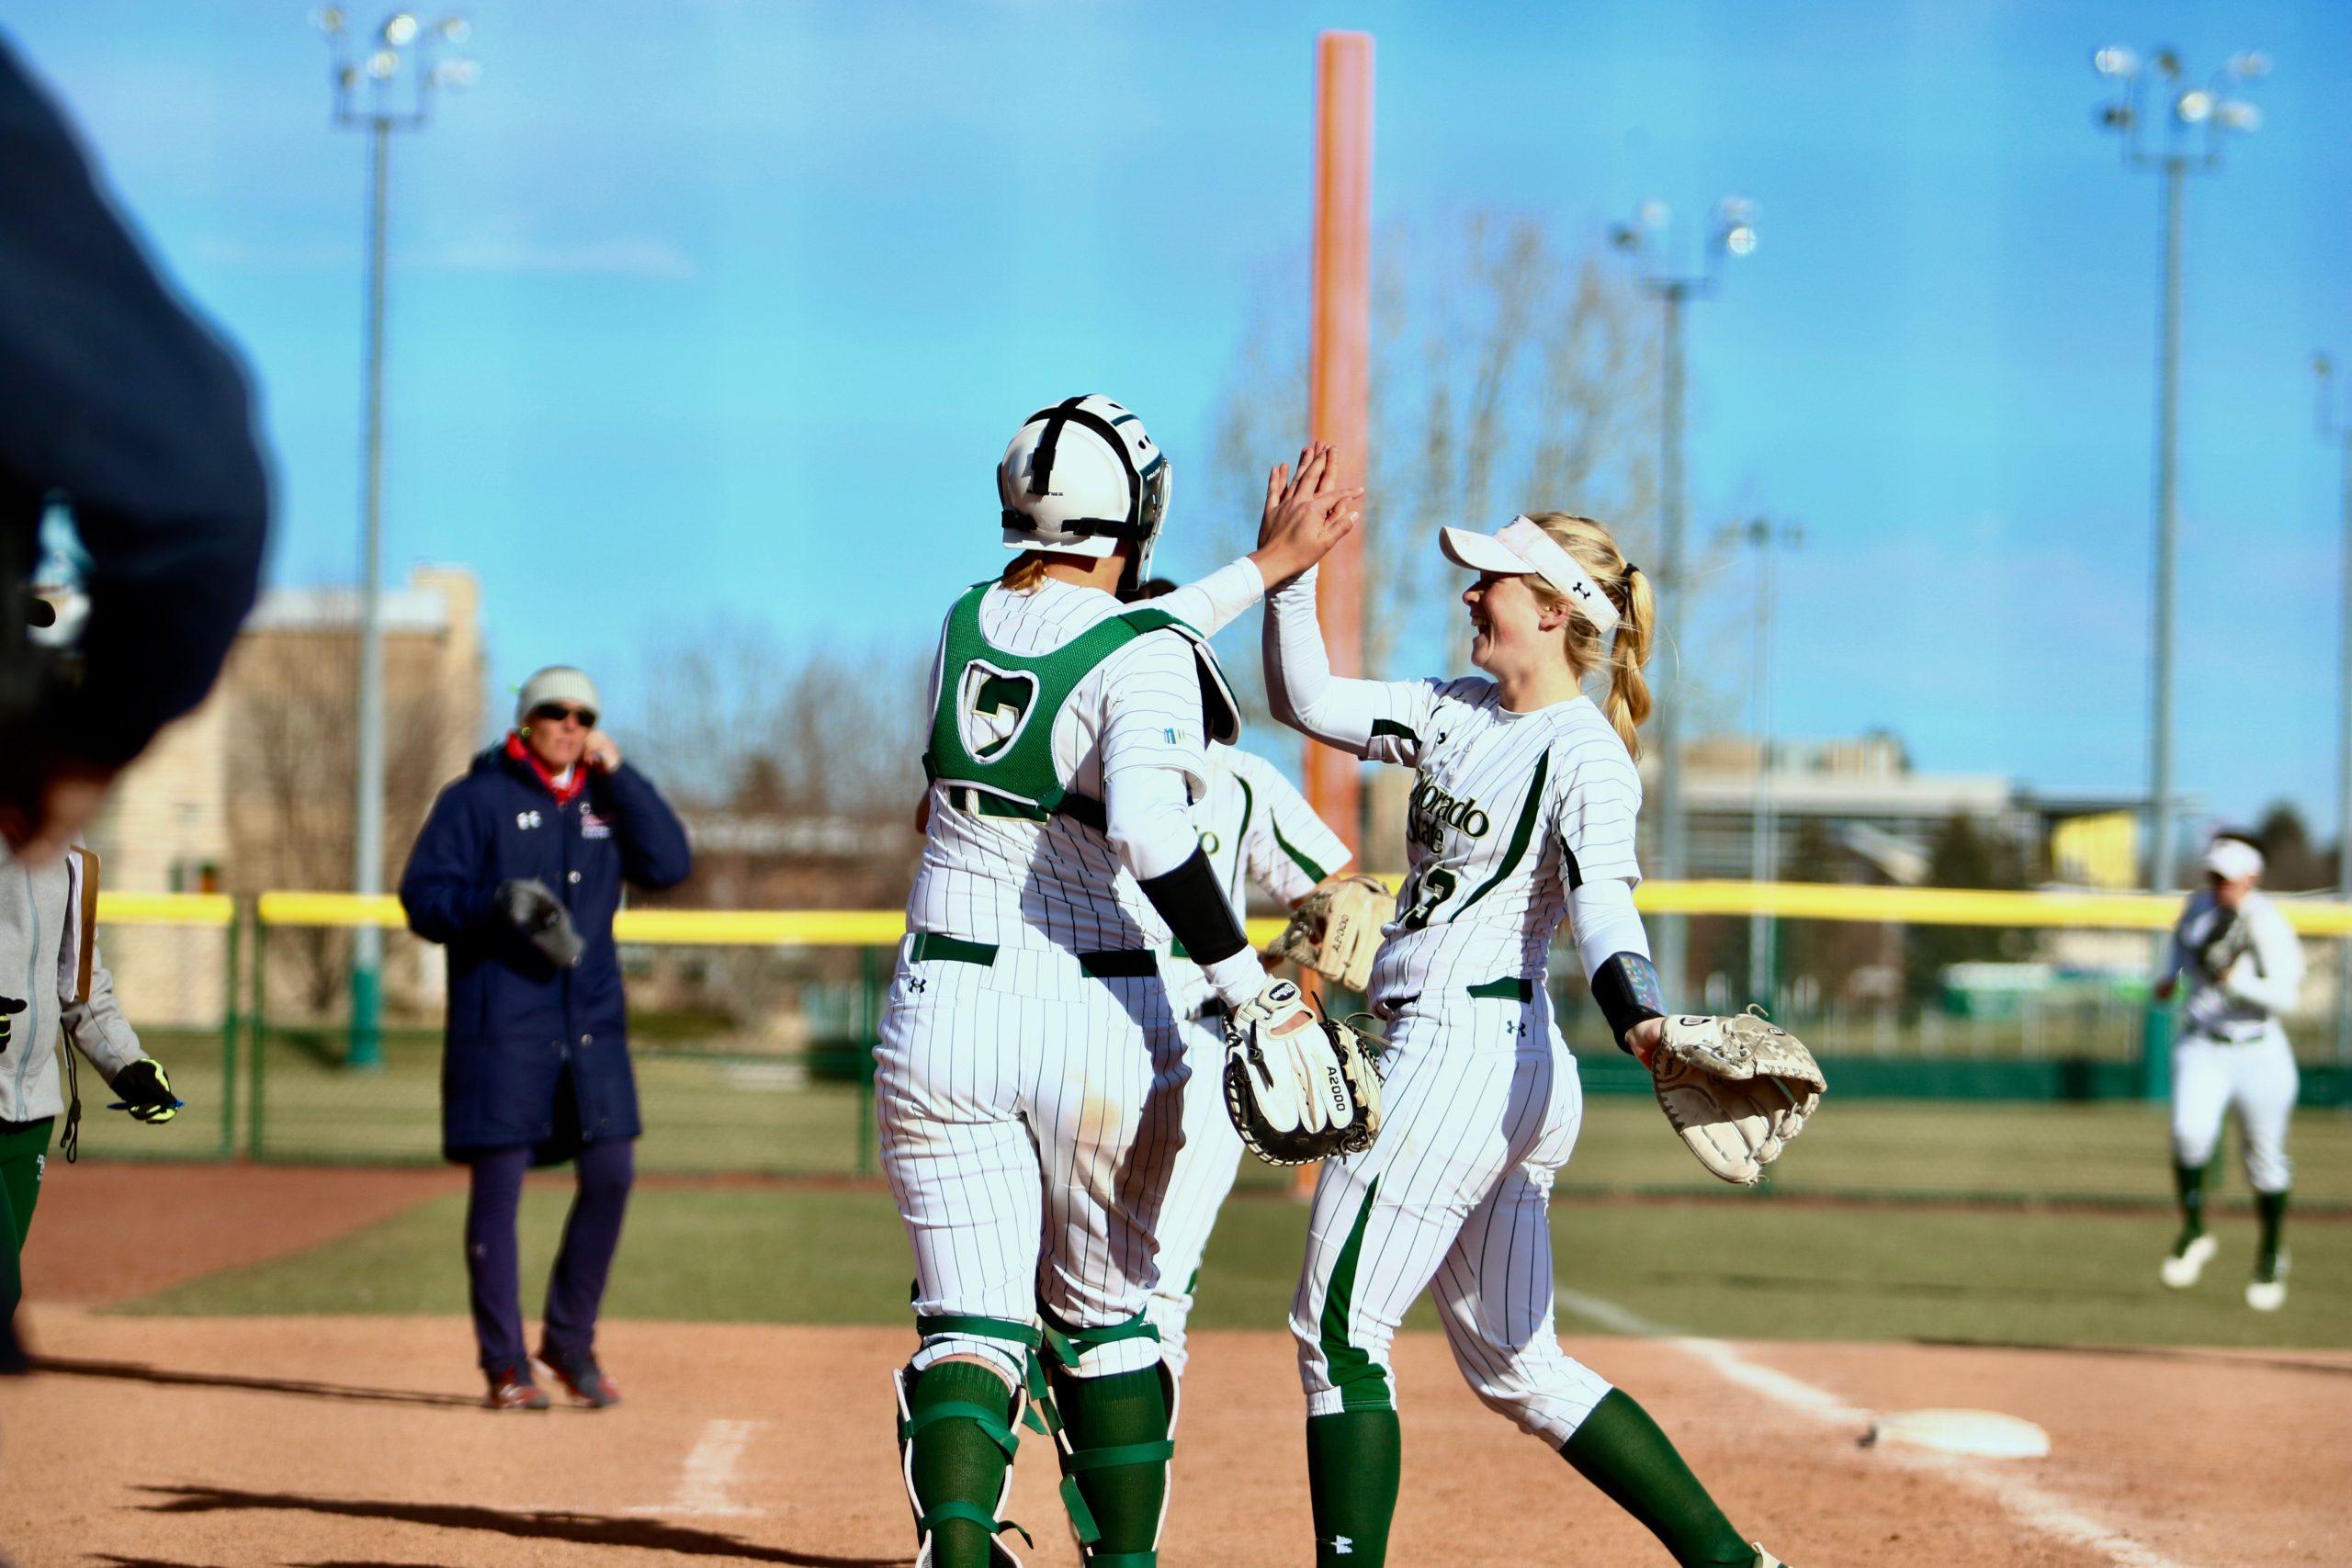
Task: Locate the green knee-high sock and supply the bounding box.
[908,1361,1020,1568]
[2173,1160,2209,1244]
[1561,1389,1756,1568]
[2255,1190,2290,1272]
[1306,1408,1401,1567]
[1053,1364,1171,1562]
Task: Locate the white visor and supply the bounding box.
[1439,516,1622,636]
[2203,838,2264,882]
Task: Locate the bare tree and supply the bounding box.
[230,632,464,1015]
[1202,210,1660,690]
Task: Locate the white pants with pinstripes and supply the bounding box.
[1146,1008,1248,1379]
[1291,984,1615,1448]
[877,936,1185,1386]
[2171,1024,2299,1193]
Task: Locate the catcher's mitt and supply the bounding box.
[1649,1010,1826,1187]
[1223,980,1383,1167]
[1263,873,1391,991]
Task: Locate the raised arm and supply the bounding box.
[1263,567,1437,759]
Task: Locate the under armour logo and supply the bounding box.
[1569,581,1594,602]
[1321,1537,1355,1556]
[516,810,544,829]
[908,976,928,995]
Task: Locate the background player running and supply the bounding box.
[1261,506,1792,1568]
[1126,572,1361,1382]
[2154,831,2303,1311]
[876,403,1355,1568]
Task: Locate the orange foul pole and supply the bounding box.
[1306,29,1372,860]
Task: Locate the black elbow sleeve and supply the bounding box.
[1591,952,1666,1052]
[1138,846,1248,968]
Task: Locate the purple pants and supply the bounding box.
[464,1135,634,1376]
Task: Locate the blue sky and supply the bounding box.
[6,0,2349,836]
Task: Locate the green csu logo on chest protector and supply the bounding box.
[924,581,1240,828]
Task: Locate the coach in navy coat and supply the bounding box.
[400,664,690,1409]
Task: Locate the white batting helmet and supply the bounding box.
[998,395,1171,592]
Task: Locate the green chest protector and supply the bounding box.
[923,581,1240,831]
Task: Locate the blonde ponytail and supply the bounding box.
[1520,512,1655,759]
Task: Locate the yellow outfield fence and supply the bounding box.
[229,882,2352,942]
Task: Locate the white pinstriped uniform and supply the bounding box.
[1148,746,1350,1378]
[2164,888,2303,1193]
[879,577,1216,1387]
[1290,676,1640,1444]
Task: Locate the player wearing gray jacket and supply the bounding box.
[0,840,178,1352]
[2154,832,2303,1311]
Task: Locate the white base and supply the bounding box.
[1864,1408,2052,1460]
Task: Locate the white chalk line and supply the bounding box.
[1555,1288,2194,1568]
[628,1416,767,1518]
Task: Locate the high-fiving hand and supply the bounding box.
[1250,443,1363,586]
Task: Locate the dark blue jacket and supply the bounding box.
[399,741,692,1161]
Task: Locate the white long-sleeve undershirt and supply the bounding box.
[1568,876,1654,984]
[1263,567,1385,754]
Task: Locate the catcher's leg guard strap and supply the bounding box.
[899,1316,1048,1564]
[1036,1309,1175,1566]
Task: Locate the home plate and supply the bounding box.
[1862,1409,2051,1459]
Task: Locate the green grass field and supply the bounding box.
[117,1179,2348,1352]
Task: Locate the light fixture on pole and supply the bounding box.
[1720,518,1802,1007]
[2316,351,2352,1071]
[2090,45,2267,895]
[317,7,475,1068]
[1612,196,1758,1000]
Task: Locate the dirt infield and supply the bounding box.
[6,1311,2347,1567]
[20,1163,462,1304]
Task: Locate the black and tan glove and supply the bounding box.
[1648,1011,1825,1186]
[497,878,583,968]
[1223,980,1384,1167]
[1263,874,1391,991]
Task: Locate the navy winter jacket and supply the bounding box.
[399,741,692,1161]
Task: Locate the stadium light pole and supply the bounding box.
[1722,518,1802,1006]
[317,8,476,1067]
[2091,47,2267,895]
[1612,197,1758,1000]
[2318,352,2352,1069]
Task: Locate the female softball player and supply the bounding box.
[1262,510,1788,1568]
[2154,831,2303,1310]
[877,405,1355,1568]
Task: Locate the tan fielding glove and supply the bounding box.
[1264,873,1391,991]
[1650,1010,1826,1186]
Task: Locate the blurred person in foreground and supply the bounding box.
[0,815,182,1365]
[0,38,270,864]
[400,666,691,1409]
[2154,831,2303,1311]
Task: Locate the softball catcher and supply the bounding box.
[877,405,1356,1568]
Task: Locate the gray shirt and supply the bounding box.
[0,842,145,1124]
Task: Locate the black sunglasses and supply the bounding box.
[529,703,597,728]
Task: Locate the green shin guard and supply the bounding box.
[1561,1389,1756,1568]
[2255,1189,2290,1271]
[2173,1160,2209,1244]
[899,1312,1054,1567]
[1306,1407,1401,1567]
[1037,1313,1174,1568]
[902,1361,1024,1567]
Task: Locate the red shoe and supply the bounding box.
[486,1366,550,1411]
[537,1348,621,1408]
